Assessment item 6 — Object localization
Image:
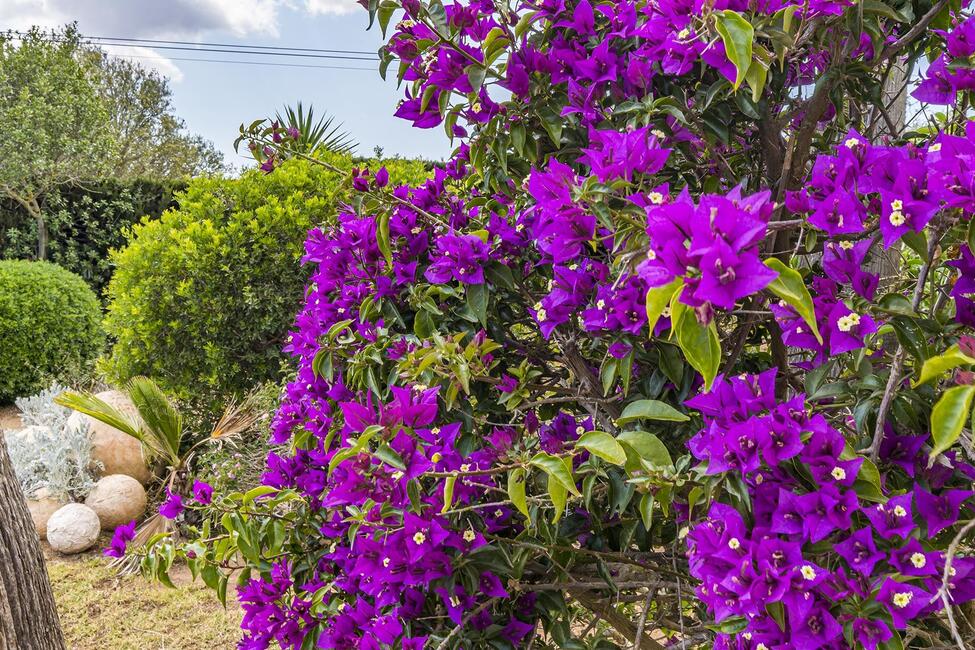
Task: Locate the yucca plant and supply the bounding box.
[55,377,261,570]
[275,102,356,155]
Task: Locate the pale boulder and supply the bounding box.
[27,487,65,539]
[67,389,151,484]
[85,474,147,529]
[46,503,101,554]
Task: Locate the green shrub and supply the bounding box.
[0,179,183,296]
[0,260,103,402]
[103,155,429,407]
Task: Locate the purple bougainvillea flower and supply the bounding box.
[949,16,975,57]
[889,538,939,577]
[835,527,884,575]
[948,246,975,327]
[877,578,931,628]
[192,480,214,505]
[577,126,670,182]
[912,55,958,105]
[424,233,490,284]
[822,239,879,300]
[103,520,137,558]
[853,618,894,650]
[863,492,915,539]
[790,605,842,648]
[916,488,974,537]
[159,490,184,520]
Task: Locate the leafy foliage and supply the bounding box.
[0,260,103,402]
[102,157,429,407]
[0,26,114,259]
[91,53,225,179]
[275,102,357,156]
[0,178,183,295]
[117,2,975,649]
[6,383,99,500]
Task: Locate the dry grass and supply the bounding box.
[45,545,243,650]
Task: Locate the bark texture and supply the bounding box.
[0,437,66,650]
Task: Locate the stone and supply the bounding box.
[46,503,101,554]
[85,474,147,530]
[67,389,151,484]
[26,487,65,539]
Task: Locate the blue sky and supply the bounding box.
[1,0,453,169]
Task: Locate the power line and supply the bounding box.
[4,30,380,60]
[112,52,376,71]
[82,34,378,57]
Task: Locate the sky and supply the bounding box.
[0,0,453,169]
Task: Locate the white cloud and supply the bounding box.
[101,45,185,83]
[303,0,362,16]
[0,0,300,83]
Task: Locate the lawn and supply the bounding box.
[46,545,242,649]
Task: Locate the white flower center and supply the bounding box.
[910,553,926,568]
[892,592,913,608]
[413,532,427,545]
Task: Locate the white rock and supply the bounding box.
[67,390,151,484]
[85,474,147,530]
[46,503,101,554]
[26,487,66,539]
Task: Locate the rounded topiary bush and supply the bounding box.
[0,260,103,402]
[102,156,428,407]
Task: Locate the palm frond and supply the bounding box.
[209,392,263,441]
[54,391,143,441]
[126,377,183,465]
[276,102,357,155]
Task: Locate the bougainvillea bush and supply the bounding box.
[117,0,975,648]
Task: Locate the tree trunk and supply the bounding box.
[0,437,66,650]
[28,200,48,262]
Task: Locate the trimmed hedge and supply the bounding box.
[102,155,429,407]
[0,179,183,296]
[0,260,104,402]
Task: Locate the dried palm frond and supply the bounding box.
[208,391,263,441]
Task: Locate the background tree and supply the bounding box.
[92,54,224,179]
[0,26,114,260]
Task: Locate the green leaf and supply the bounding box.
[377,211,392,268]
[242,485,278,505]
[466,64,487,94]
[507,468,530,519]
[466,283,488,327]
[126,376,184,462]
[55,391,143,442]
[530,452,580,496]
[673,303,721,391]
[645,277,682,336]
[744,59,768,103]
[714,10,754,90]
[764,258,822,344]
[575,431,627,465]
[617,431,674,471]
[929,385,975,460]
[915,345,975,386]
[968,217,975,254]
[374,442,406,470]
[638,493,654,531]
[441,476,457,513]
[617,399,689,425]
[547,475,567,523]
